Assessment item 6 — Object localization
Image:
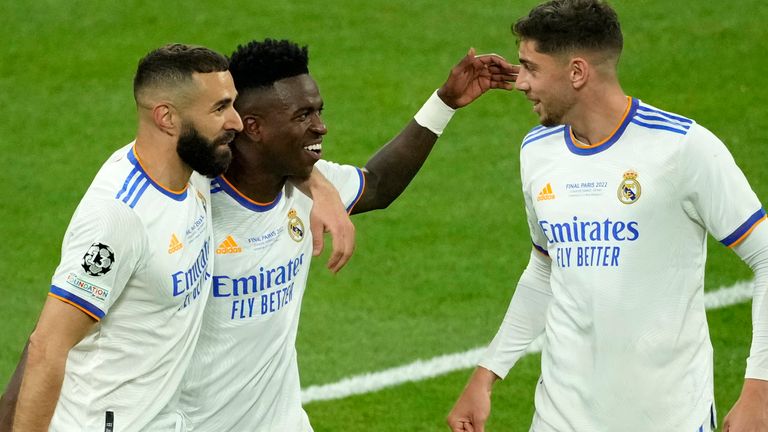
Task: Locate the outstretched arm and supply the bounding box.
[351,49,518,214]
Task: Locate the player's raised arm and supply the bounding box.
[350,49,518,215]
[13,299,96,431]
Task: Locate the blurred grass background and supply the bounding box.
[0,0,765,430]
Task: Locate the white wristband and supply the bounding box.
[414,90,456,137]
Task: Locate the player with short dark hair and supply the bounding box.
[177,38,518,431]
[11,43,241,432]
[447,1,768,430]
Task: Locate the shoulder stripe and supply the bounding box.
[630,119,689,135]
[522,126,565,148]
[636,104,693,124]
[128,179,151,208]
[121,175,147,206]
[721,208,767,247]
[49,286,104,320]
[115,167,141,201]
[634,112,692,130]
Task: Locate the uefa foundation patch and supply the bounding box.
[66,273,110,302]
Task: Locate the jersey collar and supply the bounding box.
[215,175,282,212]
[565,97,638,156]
[127,146,188,201]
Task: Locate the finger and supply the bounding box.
[474,52,507,62]
[311,222,324,257]
[489,81,516,90]
[488,63,520,74]
[327,225,354,273]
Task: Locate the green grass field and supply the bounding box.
[1,1,766,430]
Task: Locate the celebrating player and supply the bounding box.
[4,43,353,432]
[177,39,518,431]
[447,1,768,431]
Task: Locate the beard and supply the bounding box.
[176,123,235,178]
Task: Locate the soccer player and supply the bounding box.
[446,1,768,431]
[6,43,353,432]
[177,39,518,431]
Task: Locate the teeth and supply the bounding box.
[304,143,322,151]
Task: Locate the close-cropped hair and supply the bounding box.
[513,0,623,56]
[133,43,229,101]
[228,38,309,93]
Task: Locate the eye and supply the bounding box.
[296,112,309,121]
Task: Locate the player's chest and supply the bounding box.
[527,149,679,223]
[138,194,213,309]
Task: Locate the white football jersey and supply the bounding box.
[49,143,213,431]
[179,160,364,432]
[484,98,764,431]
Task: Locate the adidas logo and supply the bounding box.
[537,183,555,201]
[168,234,183,254]
[216,235,242,255]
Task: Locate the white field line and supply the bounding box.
[301,280,754,405]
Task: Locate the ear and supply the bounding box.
[152,103,179,137]
[569,57,589,90]
[241,114,265,142]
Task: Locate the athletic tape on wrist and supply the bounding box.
[414,90,456,137]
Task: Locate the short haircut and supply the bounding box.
[228,39,309,93]
[513,0,623,57]
[133,43,229,103]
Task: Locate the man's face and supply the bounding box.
[251,74,327,179]
[176,71,242,177]
[514,40,576,126]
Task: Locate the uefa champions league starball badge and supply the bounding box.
[287,209,305,242]
[81,242,115,276]
[617,169,641,204]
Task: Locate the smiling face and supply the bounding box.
[240,74,327,179]
[514,39,577,127]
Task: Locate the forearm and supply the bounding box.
[353,92,454,214]
[13,335,68,431]
[0,341,28,432]
[733,221,768,379]
[292,166,335,198]
[479,249,552,379]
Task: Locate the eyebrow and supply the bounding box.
[213,96,235,110]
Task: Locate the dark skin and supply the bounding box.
[0,49,518,430]
[228,48,518,214]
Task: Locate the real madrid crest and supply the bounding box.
[617,169,641,205]
[287,209,305,242]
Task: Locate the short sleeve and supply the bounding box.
[313,159,365,212]
[49,198,145,320]
[520,151,550,256]
[680,124,765,247]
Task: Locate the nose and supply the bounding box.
[226,107,244,132]
[514,69,529,92]
[310,113,327,136]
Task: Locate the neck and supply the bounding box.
[568,85,629,146]
[134,125,192,191]
[224,141,286,203]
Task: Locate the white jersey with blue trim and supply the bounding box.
[179,159,364,432]
[490,98,764,431]
[48,143,214,431]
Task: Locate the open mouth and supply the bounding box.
[303,142,322,159]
